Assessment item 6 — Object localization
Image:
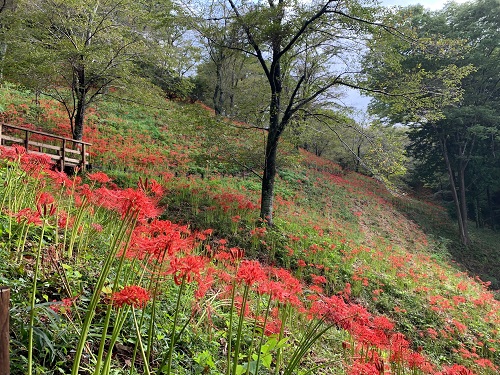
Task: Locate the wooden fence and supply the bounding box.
[0,123,91,171]
[0,287,9,375]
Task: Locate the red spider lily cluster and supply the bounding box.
[2,98,500,375]
[112,286,150,309]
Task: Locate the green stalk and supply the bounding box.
[245,294,262,375]
[252,294,273,375]
[145,263,162,366]
[232,284,250,375]
[159,276,186,374]
[28,220,46,375]
[282,318,332,375]
[94,303,114,375]
[274,304,289,375]
[226,280,237,375]
[101,307,131,375]
[97,217,139,375]
[132,306,151,375]
[68,195,88,258]
[15,221,28,263]
[71,210,137,375]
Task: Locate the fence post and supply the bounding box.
[0,123,3,146]
[81,143,87,171]
[60,139,66,172]
[24,130,29,152]
[0,287,9,375]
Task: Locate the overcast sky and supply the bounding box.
[382,0,469,10]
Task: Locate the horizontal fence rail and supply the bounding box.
[0,123,91,171]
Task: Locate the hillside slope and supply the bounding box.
[1,85,499,374]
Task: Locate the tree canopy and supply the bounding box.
[364,0,500,244]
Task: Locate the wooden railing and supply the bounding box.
[0,287,8,375]
[0,123,91,171]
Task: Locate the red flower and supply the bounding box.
[112,285,150,309]
[169,255,208,285]
[88,171,112,184]
[348,360,380,375]
[36,192,57,218]
[310,274,327,285]
[438,364,475,375]
[236,260,267,286]
[14,208,42,226]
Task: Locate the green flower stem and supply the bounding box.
[94,303,114,375]
[132,306,151,375]
[163,276,186,374]
[232,284,250,375]
[101,307,131,375]
[245,294,262,375]
[28,220,46,375]
[282,318,332,375]
[274,303,289,375]
[252,294,273,375]
[226,280,237,375]
[71,210,137,375]
[68,195,88,258]
[96,217,138,375]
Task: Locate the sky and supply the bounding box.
[382,0,466,10]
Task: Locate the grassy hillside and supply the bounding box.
[0,85,499,375]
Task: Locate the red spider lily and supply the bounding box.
[437,364,476,375]
[46,169,73,188]
[474,358,497,371]
[93,187,160,221]
[347,360,380,375]
[14,208,42,226]
[112,285,150,309]
[263,317,282,336]
[126,220,194,260]
[236,260,267,286]
[372,315,394,332]
[169,255,208,285]
[310,274,327,285]
[194,266,216,299]
[389,332,411,363]
[138,176,164,197]
[36,192,57,218]
[50,298,73,315]
[20,152,53,175]
[87,171,112,184]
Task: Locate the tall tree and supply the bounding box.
[199,0,387,225]
[365,1,500,245]
[5,0,148,140]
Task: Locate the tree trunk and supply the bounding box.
[441,137,470,246]
[260,56,282,226]
[213,62,224,116]
[260,130,279,225]
[73,67,87,141]
[487,186,495,230]
[457,162,470,244]
[355,144,361,172]
[73,96,86,141]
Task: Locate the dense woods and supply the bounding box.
[0,0,500,374]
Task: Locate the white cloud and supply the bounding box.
[381,0,470,11]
